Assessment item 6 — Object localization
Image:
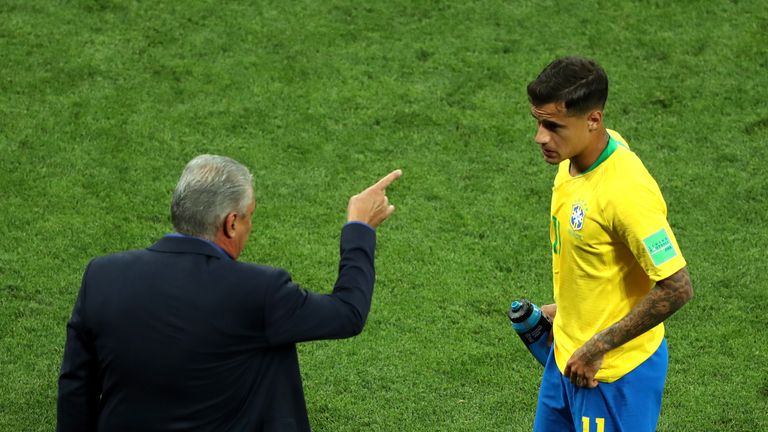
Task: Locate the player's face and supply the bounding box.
[530,103,591,165]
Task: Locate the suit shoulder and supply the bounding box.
[229,261,290,280]
[88,248,149,268]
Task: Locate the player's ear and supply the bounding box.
[587,110,603,132]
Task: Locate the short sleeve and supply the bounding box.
[605,174,687,282]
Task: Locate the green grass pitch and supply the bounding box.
[1,1,766,430]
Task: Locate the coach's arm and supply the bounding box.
[265,170,401,345]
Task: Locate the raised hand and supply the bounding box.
[347,169,402,229]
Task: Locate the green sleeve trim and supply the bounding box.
[581,134,619,175]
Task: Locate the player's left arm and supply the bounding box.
[565,170,694,387]
[564,267,693,387]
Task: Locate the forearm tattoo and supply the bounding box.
[591,267,694,354]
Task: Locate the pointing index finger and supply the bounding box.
[372,169,402,190]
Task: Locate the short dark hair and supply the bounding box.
[527,56,608,115]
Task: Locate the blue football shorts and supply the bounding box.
[533,339,668,432]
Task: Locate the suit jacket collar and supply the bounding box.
[148,235,233,260]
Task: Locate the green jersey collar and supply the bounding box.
[580,134,619,175]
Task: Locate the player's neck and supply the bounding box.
[569,130,609,176]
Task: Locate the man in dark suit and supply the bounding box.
[57,154,402,432]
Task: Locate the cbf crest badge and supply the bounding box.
[570,201,587,231]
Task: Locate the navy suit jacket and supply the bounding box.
[57,223,376,432]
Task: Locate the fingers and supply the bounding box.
[385,204,396,219]
[347,170,401,228]
[371,169,402,191]
[540,303,557,321]
[574,376,598,388]
[564,362,598,388]
[567,370,584,387]
[568,372,599,388]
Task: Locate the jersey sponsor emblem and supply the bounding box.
[570,203,586,231]
[643,228,678,266]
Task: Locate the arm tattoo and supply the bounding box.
[590,267,694,354]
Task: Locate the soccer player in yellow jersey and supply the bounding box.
[526,57,694,432]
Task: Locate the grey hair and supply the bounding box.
[171,154,254,240]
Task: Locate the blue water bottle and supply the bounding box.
[507,299,552,366]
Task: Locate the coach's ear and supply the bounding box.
[223,212,238,238]
[587,110,603,132]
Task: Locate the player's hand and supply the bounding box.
[541,303,557,321]
[347,169,402,229]
[540,303,556,347]
[564,339,605,388]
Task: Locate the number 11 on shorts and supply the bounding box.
[582,416,605,432]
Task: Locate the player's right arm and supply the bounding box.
[541,303,557,347]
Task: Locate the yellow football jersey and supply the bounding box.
[550,129,687,382]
